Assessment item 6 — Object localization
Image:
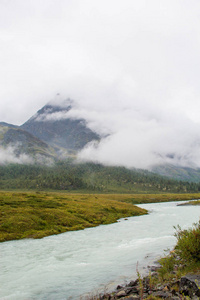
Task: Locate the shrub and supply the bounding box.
[158,253,178,281]
[174,221,200,263]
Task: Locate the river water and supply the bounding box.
[0,200,200,300]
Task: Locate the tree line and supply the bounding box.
[0,161,200,193]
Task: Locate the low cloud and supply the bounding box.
[0,146,33,165]
[1,1,200,169]
[26,89,200,169]
[65,95,200,169]
[0,144,54,165]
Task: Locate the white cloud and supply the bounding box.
[75,101,200,169]
[0,144,54,165]
[0,146,33,165]
[1,1,200,168]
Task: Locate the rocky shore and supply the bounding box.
[98,265,200,300]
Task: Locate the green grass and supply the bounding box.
[185,199,200,205]
[1,191,200,242]
[0,191,147,242]
[112,193,200,204]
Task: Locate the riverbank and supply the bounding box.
[97,263,200,299]
[92,219,200,300]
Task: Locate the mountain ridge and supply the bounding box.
[21,99,100,152]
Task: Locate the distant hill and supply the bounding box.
[21,99,100,153]
[152,164,200,183]
[0,124,56,163]
[0,161,199,192]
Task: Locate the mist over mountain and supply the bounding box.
[1,0,200,182]
[1,97,200,183]
[0,99,101,164]
[0,124,56,164]
[21,99,100,154]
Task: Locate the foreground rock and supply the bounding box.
[99,269,200,299]
[179,275,200,298]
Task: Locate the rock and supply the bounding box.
[150,265,160,272]
[179,274,200,297]
[151,271,159,277]
[123,296,140,300]
[115,290,127,298]
[151,291,172,298]
[127,280,138,287]
[117,285,123,290]
[170,280,180,287]
[100,268,200,300]
[124,286,138,295]
[156,284,165,290]
[100,294,111,300]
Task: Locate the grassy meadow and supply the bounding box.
[0,191,147,242]
[116,192,200,204]
[1,191,200,242]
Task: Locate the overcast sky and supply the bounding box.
[1,0,200,168]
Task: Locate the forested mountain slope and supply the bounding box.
[0,161,199,193]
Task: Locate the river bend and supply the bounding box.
[0,200,199,299]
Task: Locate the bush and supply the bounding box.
[158,252,179,281]
[174,221,200,262]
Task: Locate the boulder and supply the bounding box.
[179,274,200,297]
[115,290,127,298]
[123,296,140,300]
[151,291,172,298]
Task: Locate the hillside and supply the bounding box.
[0,124,56,163]
[152,164,200,183]
[0,161,199,193]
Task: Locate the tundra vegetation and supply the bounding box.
[1,191,200,243]
[0,191,148,242]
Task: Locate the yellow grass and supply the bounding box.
[1,191,199,242]
[0,191,147,242]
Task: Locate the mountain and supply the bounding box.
[1,98,200,185]
[0,124,56,163]
[21,99,100,153]
[0,122,18,128]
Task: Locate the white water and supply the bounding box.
[0,201,200,300]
